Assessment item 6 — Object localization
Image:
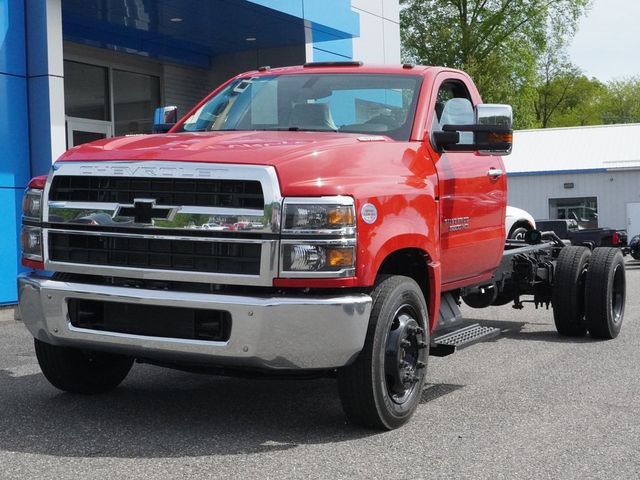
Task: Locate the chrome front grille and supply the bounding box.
[42,161,282,286]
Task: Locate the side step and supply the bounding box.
[430,324,500,357]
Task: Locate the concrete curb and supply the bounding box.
[0,306,18,322]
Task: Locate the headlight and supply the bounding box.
[21,226,43,260]
[280,196,356,278]
[283,197,355,233]
[22,189,43,221]
[282,243,355,272]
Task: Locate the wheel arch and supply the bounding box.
[508,220,534,238]
[373,246,441,331]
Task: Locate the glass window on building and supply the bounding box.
[64,61,110,121]
[549,197,598,229]
[63,61,161,146]
[113,70,161,136]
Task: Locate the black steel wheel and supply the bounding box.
[585,248,626,339]
[552,246,591,337]
[35,339,133,394]
[508,225,530,240]
[337,275,429,430]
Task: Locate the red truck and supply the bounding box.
[18,63,627,430]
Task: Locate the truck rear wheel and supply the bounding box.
[552,246,591,337]
[35,339,133,394]
[585,248,626,339]
[337,275,429,430]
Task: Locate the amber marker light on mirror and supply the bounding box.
[488,132,513,143]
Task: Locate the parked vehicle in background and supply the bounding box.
[536,219,627,251]
[201,222,230,231]
[506,206,535,240]
[629,234,640,260]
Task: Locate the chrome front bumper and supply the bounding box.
[18,273,372,370]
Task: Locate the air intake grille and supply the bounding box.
[49,232,261,275]
[68,299,232,341]
[49,176,264,209]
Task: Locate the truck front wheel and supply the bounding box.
[585,248,626,339]
[35,339,133,394]
[337,275,429,430]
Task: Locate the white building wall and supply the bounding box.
[352,0,401,64]
[507,170,640,230]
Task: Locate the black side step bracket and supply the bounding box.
[430,324,500,357]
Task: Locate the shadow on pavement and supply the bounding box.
[462,319,596,343]
[0,364,462,458]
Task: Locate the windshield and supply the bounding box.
[180,73,422,141]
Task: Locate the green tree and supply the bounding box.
[600,77,640,124]
[401,0,591,128]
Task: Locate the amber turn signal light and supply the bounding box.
[488,132,513,143]
[327,247,354,267]
[327,206,354,226]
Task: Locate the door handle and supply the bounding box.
[487,168,503,179]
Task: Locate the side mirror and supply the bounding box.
[433,103,513,155]
[153,106,178,133]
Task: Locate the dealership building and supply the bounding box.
[505,124,640,237]
[0,0,401,304]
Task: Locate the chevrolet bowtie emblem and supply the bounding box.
[113,199,175,224]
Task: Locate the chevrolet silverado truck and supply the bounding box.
[18,62,627,430]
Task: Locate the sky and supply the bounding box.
[569,0,640,82]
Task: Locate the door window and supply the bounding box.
[431,80,474,145]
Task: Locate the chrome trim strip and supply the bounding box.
[46,228,270,244]
[49,201,264,217]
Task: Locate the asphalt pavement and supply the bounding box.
[1,258,639,479]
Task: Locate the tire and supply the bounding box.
[35,339,133,394]
[337,275,429,430]
[552,246,591,337]
[509,225,530,240]
[585,248,626,339]
[632,250,640,261]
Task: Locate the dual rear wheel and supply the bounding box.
[553,246,625,339]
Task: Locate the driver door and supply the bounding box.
[427,74,506,286]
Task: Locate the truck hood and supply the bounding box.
[60,130,386,166]
[58,131,402,196]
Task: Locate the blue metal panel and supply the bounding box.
[0,0,26,76]
[303,0,359,37]
[311,28,353,60]
[0,187,22,304]
[27,75,54,177]
[61,0,311,68]
[312,46,351,62]
[0,73,30,188]
[25,0,52,77]
[247,0,303,18]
